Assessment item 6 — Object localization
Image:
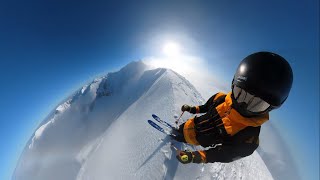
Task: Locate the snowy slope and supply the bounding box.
[258,122,301,180]
[13,61,273,180]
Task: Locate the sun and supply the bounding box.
[162,41,181,56]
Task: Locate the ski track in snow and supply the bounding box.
[13,61,274,180]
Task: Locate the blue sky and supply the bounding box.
[0,0,318,179]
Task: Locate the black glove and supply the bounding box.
[176,150,194,164]
[181,104,192,112]
[170,128,186,143]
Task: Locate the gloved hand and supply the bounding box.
[181,104,192,112]
[170,128,186,143]
[176,150,194,164]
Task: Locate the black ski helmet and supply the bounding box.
[232,52,293,114]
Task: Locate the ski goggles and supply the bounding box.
[232,85,271,113]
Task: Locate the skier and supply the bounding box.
[172,51,293,164]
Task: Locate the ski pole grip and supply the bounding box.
[181,155,189,162]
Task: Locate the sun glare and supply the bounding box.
[145,40,197,77]
[162,41,181,56]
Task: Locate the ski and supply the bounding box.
[147,120,172,135]
[152,114,174,129]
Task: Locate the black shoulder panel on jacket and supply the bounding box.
[223,126,261,146]
[205,126,261,163]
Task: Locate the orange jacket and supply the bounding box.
[181,92,269,163]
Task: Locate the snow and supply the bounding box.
[258,122,301,180]
[56,101,71,113]
[34,119,52,139]
[13,61,273,180]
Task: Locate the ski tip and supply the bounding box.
[148,120,157,126]
[152,114,158,118]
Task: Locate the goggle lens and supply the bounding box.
[232,86,270,113]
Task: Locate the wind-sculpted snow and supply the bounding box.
[13,61,273,180]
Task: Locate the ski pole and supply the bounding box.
[171,144,179,152]
[175,111,184,125]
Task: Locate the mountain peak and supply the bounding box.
[119,60,148,73]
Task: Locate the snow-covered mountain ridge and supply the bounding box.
[13,61,273,180]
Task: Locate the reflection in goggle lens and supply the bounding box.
[232,86,270,113]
